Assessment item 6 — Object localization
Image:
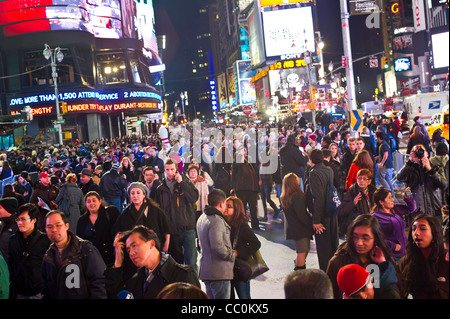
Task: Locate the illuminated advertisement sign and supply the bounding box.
[8,89,161,107]
[262,6,315,58]
[431,31,449,69]
[260,0,311,7]
[252,58,307,82]
[394,57,412,72]
[210,80,218,111]
[0,0,124,38]
[217,73,228,110]
[235,60,256,105]
[27,101,159,116]
[227,67,237,108]
[8,87,161,116]
[348,0,383,15]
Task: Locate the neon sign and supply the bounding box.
[210,80,218,111]
[8,89,161,107]
[27,102,158,117]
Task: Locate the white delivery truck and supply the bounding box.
[404,91,449,127]
[361,101,385,115]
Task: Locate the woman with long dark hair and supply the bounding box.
[280,173,314,270]
[398,214,449,299]
[326,214,402,299]
[407,126,431,155]
[371,187,416,261]
[338,169,377,236]
[76,191,120,265]
[224,196,261,299]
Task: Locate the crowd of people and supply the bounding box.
[0,109,448,300]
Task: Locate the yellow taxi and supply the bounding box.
[426,105,449,141]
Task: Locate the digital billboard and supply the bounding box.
[260,0,312,7]
[235,60,256,105]
[394,57,412,72]
[431,31,449,69]
[0,0,124,38]
[262,6,315,59]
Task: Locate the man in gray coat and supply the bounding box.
[196,189,235,299]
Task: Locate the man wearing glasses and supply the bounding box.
[42,210,107,299]
[7,203,50,299]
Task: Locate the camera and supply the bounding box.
[415,146,425,159]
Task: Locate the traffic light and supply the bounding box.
[309,86,317,101]
[137,115,141,124]
[61,102,68,115]
[381,57,389,69]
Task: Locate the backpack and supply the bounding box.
[319,168,341,217]
[56,188,71,217]
[386,134,397,152]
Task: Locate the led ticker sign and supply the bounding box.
[27,102,159,117]
[8,89,161,107]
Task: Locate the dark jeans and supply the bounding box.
[236,190,259,229]
[260,184,280,218]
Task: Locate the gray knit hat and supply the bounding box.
[127,182,149,195]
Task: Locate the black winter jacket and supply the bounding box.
[105,253,200,299]
[232,162,260,193]
[155,176,199,234]
[279,142,307,179]
[397,160,448,216]
[338,182,377,234]
[77,205,120,265]
[99,169,127,201]
[8,228,51,297]
[42,232,107,299]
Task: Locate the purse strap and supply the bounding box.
[232,224,241,249]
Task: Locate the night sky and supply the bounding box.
[154,0,385,111]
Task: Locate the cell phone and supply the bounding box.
[405,190,412,197]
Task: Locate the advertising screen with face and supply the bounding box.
[262,6,315,58]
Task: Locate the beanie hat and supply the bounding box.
[337,264,370,296]
[111,163,120,171]
[39,171,49,179]
[0,197,19,215]
[309,134,317,142]
[127,182,149,196]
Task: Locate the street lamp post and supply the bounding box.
[180,92,185,121]
[43,44,64,145]
[304,50,316,130]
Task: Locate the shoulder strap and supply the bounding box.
[232,224,241,249]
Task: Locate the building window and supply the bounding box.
[96,51,128,85]
[22,48,75,87]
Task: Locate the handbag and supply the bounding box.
[232,225,269,282]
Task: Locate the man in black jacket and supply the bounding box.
[99,162,127,212]
[279,134,308,190]
[155,159,199,274]
[79,168,102,197]
[8,203,51,299]
[106,225,200,299]
[42,211,107,299]
[304,149,339,272]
